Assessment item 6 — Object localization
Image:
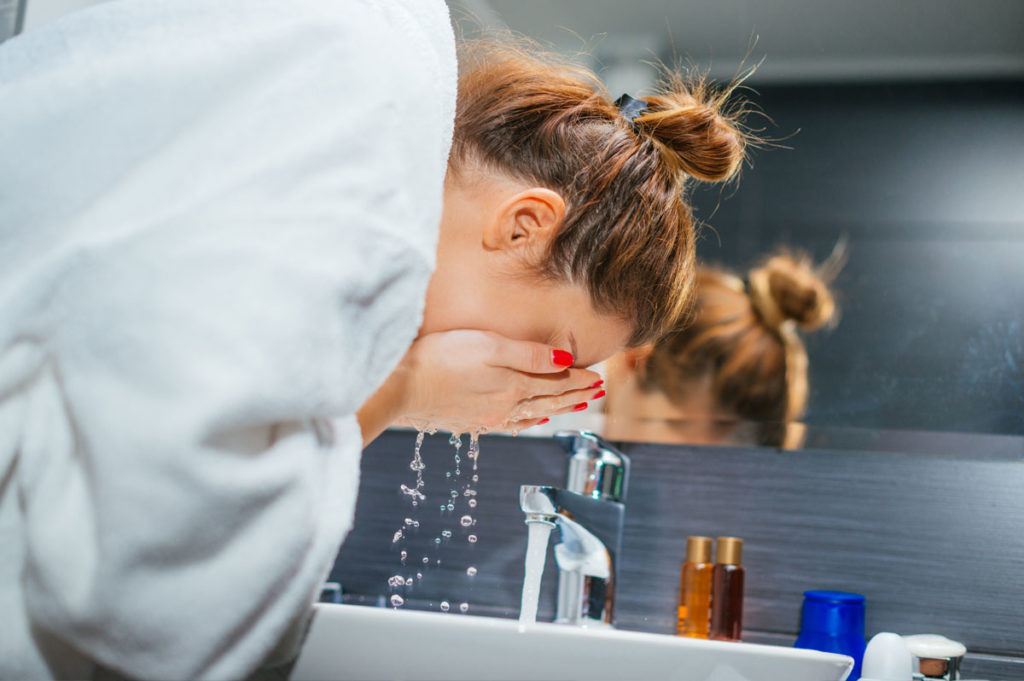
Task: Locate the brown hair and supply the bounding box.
[640,251,839,444]
[450,38,753,346]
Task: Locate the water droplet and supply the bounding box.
[466,566,477,577]
[449,433,461,446]
[391,595,404,607]
[388,575,405,588]
[392,530,404,543]
[405,577,413,586]
[445,471,451,478]
[400,550,407,563]
[434,537,441,544]
[405,431,427,508]
[459,602,469,613]
[439,504,446,512]
[450,490,459,498]
[416,572,423,580]
[446,503,454,511]
[472,475,479,483]
[400,484,425,502]
[468,499,477,508]
[467,534,478,544]
[460,515,474,527]
[463,489,477,497]
[422,556,429,564]
[436,559,442,565]
[440,601,450,612]
[441,529,453,538]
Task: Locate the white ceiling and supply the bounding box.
[449,0,1024,84]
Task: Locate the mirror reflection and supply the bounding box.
[450,0,1024,445]
[603,249,840,449]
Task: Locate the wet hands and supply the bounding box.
[392,330,602,433]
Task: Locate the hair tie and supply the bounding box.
[614,93,648,132]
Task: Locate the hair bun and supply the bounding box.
[748,253,836,332]
[633,77,747,182]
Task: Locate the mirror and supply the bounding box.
[448,0,1024,450]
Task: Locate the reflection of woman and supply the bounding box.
[604,251,839,447]
[0,1,752,677]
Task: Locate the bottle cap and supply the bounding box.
[798,590,865,636]
[903,634,966,680]
[860,632,913,681]
[685,536,712,563]
[902,634,966,659]
[714,537,743,565]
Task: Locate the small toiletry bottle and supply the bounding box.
[793,590,867,680]
[860,632,913,681]
[677,536,713,638]
[903,634,967,681]
[709,537,744,641]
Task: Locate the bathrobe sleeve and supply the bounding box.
[0,0,456,678]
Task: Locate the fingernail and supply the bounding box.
[591,390,606,400]
[537,417,550,425]
[552,349,574,367]
[572,402,588,412]
[590,380,604,389]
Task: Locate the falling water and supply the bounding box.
[399,430,427,506]
[388,429,429,607]
[518,521,554,625]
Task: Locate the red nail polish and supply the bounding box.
[537,417,550,425]
[552,349,574,367]
[590,380,604,389]
[592,390,606,400]
[572,402,588,412]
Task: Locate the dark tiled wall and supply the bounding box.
[333,431,1024,680]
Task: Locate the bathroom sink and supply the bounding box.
[291,604,853,681]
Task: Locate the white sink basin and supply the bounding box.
[291,604,853,681]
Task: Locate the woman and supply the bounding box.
[0,0,749,677]
[603,250,840,447]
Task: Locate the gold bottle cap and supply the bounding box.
[715,537,743,565]
[685,536,713,563]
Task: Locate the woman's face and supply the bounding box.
[422,170,632,368]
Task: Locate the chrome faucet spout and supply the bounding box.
[518,432,630,627]
[519,484,558,524]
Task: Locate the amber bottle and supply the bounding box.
[709,536,744,641]
[676,536,713,638]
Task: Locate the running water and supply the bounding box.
[389,429,430,606]
[467,431,481,473]
[518,521,554,625]
[400,431,427,506]
[389,428,487,613]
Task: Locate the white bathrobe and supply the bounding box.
[0,0,456,678]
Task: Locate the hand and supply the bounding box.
[358,330,603,443]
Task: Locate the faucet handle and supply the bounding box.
[554,430,630,503]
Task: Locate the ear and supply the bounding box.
[481,187,566,253]
[623,345,654,372]
[623,345,654,383]
[606,345,654,383]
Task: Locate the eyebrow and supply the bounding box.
[568,331,578,367]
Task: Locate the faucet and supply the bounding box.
[519,431,630,626]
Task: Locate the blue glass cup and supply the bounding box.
[794,590,867,680]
